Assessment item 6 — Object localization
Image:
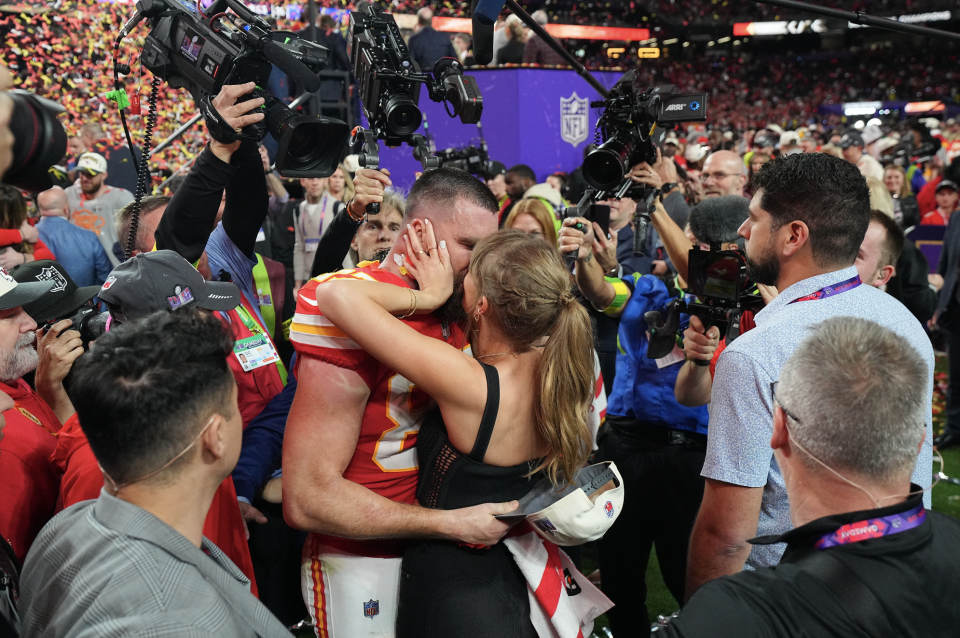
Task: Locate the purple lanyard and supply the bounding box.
[789,274,862,304]
[814,503,926,550]
[299,194,329,241]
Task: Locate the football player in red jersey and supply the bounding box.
[284,167,514,637]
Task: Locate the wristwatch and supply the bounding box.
[662,182,679,194]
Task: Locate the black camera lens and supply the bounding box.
[4,90,68,192]
[583,136,633,191]
[384,94,422,137]
[264,96,350,178]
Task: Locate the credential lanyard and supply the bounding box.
[252,253,276,337]
[814,503,925,550]
[789,274,862,304]
[236,303,288,386]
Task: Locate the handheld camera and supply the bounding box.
[436,121,494,175]
[645,246,762,365]
[138,0,350,177]
[349,4,483,212]
[580,72,707,256]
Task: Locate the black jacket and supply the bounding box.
[886,239,937,325]
[664,490,960,638]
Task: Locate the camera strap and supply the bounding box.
[200,94,258,145]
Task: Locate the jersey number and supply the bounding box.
[373,374,427,472]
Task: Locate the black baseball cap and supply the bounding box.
[484,160,507,180]
[838,131,865,149]
[99,250,241,322]
[11,260,101,323]
[0,267,54,312]
[936,180,959,194]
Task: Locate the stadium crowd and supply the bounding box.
[1,2,960,638]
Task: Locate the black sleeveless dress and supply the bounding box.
[395,363,540,638]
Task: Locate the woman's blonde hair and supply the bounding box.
[330,164,355,202]
[503,198,558,247]
[819,144,844,159]
[469,230,593,485]
[884,164,912,198]
[867,177,894,219]
[0,185,34,255]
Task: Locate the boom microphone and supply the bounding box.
[474,0,507,24]
[471,0,502,65]
[262,40,321,93]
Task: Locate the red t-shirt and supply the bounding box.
[708,310,757,379]
[290,263,467,556]
[0,379,63,562]
[920,209,952,226]
[51,413,259,596]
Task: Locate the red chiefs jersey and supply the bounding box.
[290,263,466,508]
[0,379,63,562]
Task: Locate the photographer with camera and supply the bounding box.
[685,153,933,601]
[19,310,291,638]
[557,160,706,634]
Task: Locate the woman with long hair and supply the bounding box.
[325,163,355,203]
[884,164,921,228]
[314,225,596,637]
[503,198,558,246]
[0,185,55,268]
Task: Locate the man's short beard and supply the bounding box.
[0,332,38,383]
[373,248,390,263]
[437,271,467,325]
[744,239,781,286]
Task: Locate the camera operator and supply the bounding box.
[685,153,933,601]
[309,189,405,277]
[19,310,291,638]
[556,161,705,635]
[154,82,291,427]
[662,318,960,638]
[0,270,60,564]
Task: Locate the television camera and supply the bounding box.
[349,4,483,213]
[644,246,762,365]
[576,71,707,257]
[136,0,350,178]
[436,122,494,176]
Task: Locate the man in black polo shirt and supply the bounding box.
[662,316,960,638]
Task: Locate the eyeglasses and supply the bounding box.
[701,172,739,182]
[770,381,802,424]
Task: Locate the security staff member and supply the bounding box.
[663,318,960,638]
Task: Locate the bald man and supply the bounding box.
[36,187,113,287]
[407,7,456,73]
[701,151,747,198]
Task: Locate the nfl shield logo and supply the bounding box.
[560,92,590,148]
[363,599,379,619]
[36,266,68,293]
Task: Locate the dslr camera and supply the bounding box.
[3,90,68,192]
[348,4,483,211]
[645,246,762,364]
[138,0,349,177]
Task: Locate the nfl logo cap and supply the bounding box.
[496,461,624,546]
[11,260,101,324]
[0,266,54,311]
[76,152,108,175]
[99,250,241,322]
[838,131,865,149]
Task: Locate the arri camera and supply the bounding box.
[645,246,762,365]
[575,71,707,257]
[349,4,483,212]
[137,0,350,177]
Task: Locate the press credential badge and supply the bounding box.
[234,335,280,372]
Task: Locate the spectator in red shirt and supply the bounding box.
[0,267,63,562]
[920,180,959,226]
[0,186,56,271]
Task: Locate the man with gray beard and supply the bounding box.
[0,267,76,564]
